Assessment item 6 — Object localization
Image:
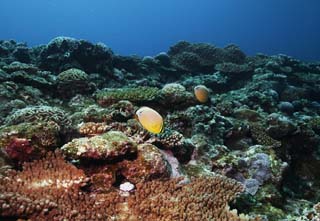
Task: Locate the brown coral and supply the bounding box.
[61,131,137,161]
[119,143,171,184]
[128,176,257,221]
[151,129,184,150]
[0,151,258,220]
[0,150,87,218]
[250,123,281,147]
[79,122,107,137]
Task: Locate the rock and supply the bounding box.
[278,101,294,115]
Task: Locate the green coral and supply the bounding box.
[57,68,88,82]
[309,117,320,132]
[96,86,160,106]
[0,121,61,152]
[2,61,39,74]
[5,106,71,131]
[61,131,137,160]
[160,83,195,106]
[250,123,281,147]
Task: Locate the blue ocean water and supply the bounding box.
[1,0,320,60]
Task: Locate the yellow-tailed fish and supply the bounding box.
[194,85,209,103]
[136,107,164,134]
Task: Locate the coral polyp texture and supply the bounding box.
[96,86,160,106]
[0,151,258,221]
[61,131,137,161]
[0,37,320,220]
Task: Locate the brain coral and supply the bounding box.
[57,68,93,97]
[5,106,71,131]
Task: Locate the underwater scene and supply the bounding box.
[1,1,320,221]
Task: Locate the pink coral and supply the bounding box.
[5,137,34,162]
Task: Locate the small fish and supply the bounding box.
[136,107,164,134]
[194,85,209,103]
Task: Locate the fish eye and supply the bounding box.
[137,110,144,115]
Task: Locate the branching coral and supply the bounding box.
[0,150,259,220]
[128,176,257,221]
[0,150,87,218]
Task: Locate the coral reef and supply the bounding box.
[57,68,94,97]
[0,150,259,221]
[61,131,137,161]
[0,37,319,220]
[0,121,60,162]
[96,86,160,106]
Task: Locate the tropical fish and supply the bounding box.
[136,107,164,134]
[194,85,209,103]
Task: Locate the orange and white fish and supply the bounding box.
[135,107,164,134]
[194,85,209,103]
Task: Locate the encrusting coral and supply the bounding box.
[61,131,137,161]
[78,122,108,137]
[0,120,62,164]
[0,150,259,221]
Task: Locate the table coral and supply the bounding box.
[128,176,258,221]
[2,61,39,74]
[96,86,160,106]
